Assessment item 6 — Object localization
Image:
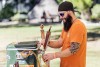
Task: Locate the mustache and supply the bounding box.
[60,18,66,22]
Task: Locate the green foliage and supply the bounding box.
[91,4,100,20]
[55,0,94,20]
[66,0,92,11]
[0,4,14,19]
[55,0,63,4]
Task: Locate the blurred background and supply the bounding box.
[0,0,100,67]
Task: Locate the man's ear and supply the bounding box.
[67,11,72,16]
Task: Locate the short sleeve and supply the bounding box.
[70,23,85,44]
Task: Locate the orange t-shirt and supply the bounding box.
[60,19,87,67]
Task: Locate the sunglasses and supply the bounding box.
[59,13,64,17]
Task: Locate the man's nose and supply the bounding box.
[60,16,63,19]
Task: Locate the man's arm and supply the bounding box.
[56,42,80,57]
[48,37,63,48]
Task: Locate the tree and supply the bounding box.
[55,0,63,4]
[63,0,93,20]
[0,4,14,19]
[0,0,41,20]
[13,0,41,13]
[93,0,100,4]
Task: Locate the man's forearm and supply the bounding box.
[55,48,72,58]
[55,42,80,58]
[48,40,62,48]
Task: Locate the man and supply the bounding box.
[41,1,87,67]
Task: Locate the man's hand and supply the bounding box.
[42,53,55,62]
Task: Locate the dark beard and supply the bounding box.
[63,15,72,32]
